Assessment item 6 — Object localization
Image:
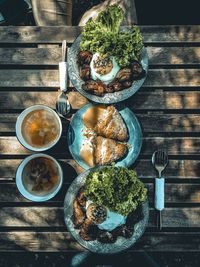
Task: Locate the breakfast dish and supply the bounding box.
[80,105,129,166]
[92,136,128,166]
[67,103,142,170]
[64,166,149,253]
[68,5,148,104]
[80,135,128,167]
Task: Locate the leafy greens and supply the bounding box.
[80,4,144,67]
[85,166,147,216]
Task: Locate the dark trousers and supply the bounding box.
[70,251,160,267]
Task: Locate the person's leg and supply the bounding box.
[0,0,30,24]
[70,251,160,267]
[78,0,138,26]
[31,0,72,26]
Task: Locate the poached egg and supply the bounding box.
[90,53,120,85]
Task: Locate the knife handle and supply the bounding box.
[155,177,165,211]
[59,62,68,92]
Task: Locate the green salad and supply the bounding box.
[85,166,147,216]
[80,4,144,67]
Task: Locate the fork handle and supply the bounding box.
[59,62,67,92]
[157,210,162,230]
[155,177,165,211]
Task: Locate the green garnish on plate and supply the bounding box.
[85,166,147,216]
[80,4,144,67]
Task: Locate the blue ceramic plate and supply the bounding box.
[64,166,149,254]
[68,35,148,104]
[67,104,142,170]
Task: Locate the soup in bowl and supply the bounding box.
[16,105,62,151]
[16,154,63,201]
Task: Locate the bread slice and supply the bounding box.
[92,136,128,165]
[82,105,128,142]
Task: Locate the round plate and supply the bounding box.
[67,104,142,170]
[68,35,148,104]
[64,167,149,254]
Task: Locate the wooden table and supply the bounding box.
[0,26,200,255]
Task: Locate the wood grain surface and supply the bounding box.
[0,26,199,44]
[0,47,199,65]
[0,26,200,253]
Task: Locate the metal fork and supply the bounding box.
[152,149,168,230]
[56,40,71,118]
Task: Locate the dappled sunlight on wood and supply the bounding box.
[5,232,84,251]
[165,92,200,109]
[0,208,63,227]
[0,24,200,254]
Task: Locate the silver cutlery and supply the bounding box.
[152,149,168,230]
[56,40,71,118]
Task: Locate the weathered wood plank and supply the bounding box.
[2,114,200,134]
[136,159,200,179]
[0,47,200,65]
[0,69,199,87]
[137,114,200,133]
[0,26,199,44]
[0,183,200,204]
[1,159,200,180]
[148,47,200,65]
[0,48,61,65]
[0,159,83,179]
[0,91,88,110]
[143,137,200,156]
[0,207,199,228]
[0,231,199,252]
[1,91,200,111]
[0,26,82,44]
[1,136,200,156]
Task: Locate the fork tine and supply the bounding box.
[154,149,168,166]
[158,149,162,164]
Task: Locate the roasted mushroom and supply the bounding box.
[72,199,85,228]
[131,60,146,80]
[77,187,87,207]
[122,80,132,88]
[30,159,53,191]
[79,218,98,241]
[82,80,106,96]
[107,79,123,92]
[79,65,90,81]
[86,204,107,224]
[112,225,134,239]
[78,51,93,65]
[126,205,144,226]
[97,230,116,243]
[115,68,132,83]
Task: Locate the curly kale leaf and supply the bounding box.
[85,166,147,216]
[80,5,143,67]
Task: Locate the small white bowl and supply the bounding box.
[16,105,62,152]
[16,154,63,202]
